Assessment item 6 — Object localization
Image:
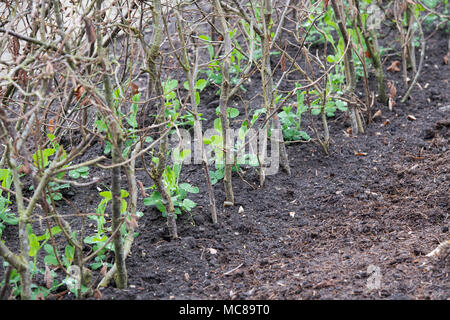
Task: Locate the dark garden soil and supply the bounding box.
[97,27,449,300]
[1,22,449,301]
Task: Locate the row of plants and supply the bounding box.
[0,0,447,299]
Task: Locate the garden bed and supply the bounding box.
[0,1,448,301]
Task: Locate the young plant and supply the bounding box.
[29,138,70,204]
[278,89,311,142]
[144,149,199,217]
[163,79,205,129]
[204,107,261,185]
[199,32,248,93]
[0,169,17,238]
[84,189,137,270]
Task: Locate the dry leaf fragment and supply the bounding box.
[93,289,102,300]
[36,292,45,300]
[137,180,147,197]
[372,109,382,120]
[280,52,286,73]
[48,118,55,134]
[346,127,353,136]
[17,69,27,86]
[82,17,96,44]
[388,81,397,97]
[45,61,54,76]
[131,82,139,96]
[74,85,85,101]
[8,36,20,59]
[45,264,53,289]
[128,214,138,228]
[100,263,108,276]
[387,81,397,111]
[388,97,396,111]
[387,60,401,72]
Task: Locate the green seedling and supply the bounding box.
[204,107,260,184]
[0,168,16,238]
[0,261,60,300]
[144,149,199,217]
[199,32,249,93]
[85,189,141,270]
[29,136,69,204]
[94,86,144,157]
[163,79,204,128]
[278,89,311,142]
[68,166,89,179]
[0,225,66,299]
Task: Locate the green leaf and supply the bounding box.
[94,119,108,132]
[143,192,163,207]
[195,91,200,106]
[32,148,56,168]
[214,118,222,132]
[99,191,112,201]
[299,131,311,141]
[121,199,127,214]
[211,134,223,146]
[28,233,40,257]
[238,123,248,141]
[227,107,239,118]
[196,79,208,91]
[182,198,197,211]
[65,245,74,265]
[199,34,214,59]
[179,183,199,193]
[90,262,103,270]
[311,108,321,116]
[336,100,348,112]
[37,226,62,241]
[104,141,112,155]
[113,87,122,99]
[84,234,107,244]
[156,201,166,213]
[44,255,58,266]
[126,95,140,128]
[68,170,80,179]
[0,168,12,191]
[251,108,265,125]
[163,79,178,95]
[173,148,191,163]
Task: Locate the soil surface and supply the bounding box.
[1,20,449,301]
[98,26,449,300]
